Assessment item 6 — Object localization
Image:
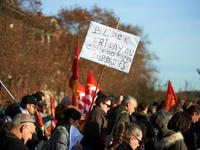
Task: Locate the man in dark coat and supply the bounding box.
[0,113,36,150]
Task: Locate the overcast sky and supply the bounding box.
[40,0,200,92]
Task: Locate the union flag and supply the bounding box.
[69,40,80,106]
[164,81,178,111]
[84,69,101,115]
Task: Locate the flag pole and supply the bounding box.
[82,18,121,133]
[0,80,21,108]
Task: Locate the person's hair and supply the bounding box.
[168,111,192,134]
[135,119,155,141]
[110,122,142,149]
[95,91,110,106]
[182,100,196,112]
[186,105,200,116]
[168,103,183,116]
[62,108,81,125]
[121,95,137,106]
[138,103,148,111]
[36,91,45,97]
[108,96,119,110]
[150,110,172,130]
[60,96,71,105]
[11,113,35,128]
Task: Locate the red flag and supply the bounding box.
[69,40,80,106]
[35,110,45,136]
[164,81,178,111]
[84,69,101,115]
[49,94,57,131]
[76,82,86,117]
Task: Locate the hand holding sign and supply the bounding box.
[79,21,140,73]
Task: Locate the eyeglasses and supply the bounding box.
[20,120,36,125]
[133,135,143,145]
[104,103,111,108]
[31,104,37,109]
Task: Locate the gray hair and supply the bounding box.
[60,96,72,105]
[150,110,172,130]
[11,113,35,128]
[121,95,137,106]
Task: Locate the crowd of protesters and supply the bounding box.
[0,90,200,150]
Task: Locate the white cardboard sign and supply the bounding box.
[79,21,140,73]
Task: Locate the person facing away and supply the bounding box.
[81,91,111,150]
[106,122,142,150]
[55,96,72,126]
[0,113,36,150]
[107,95,137,139]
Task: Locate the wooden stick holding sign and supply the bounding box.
[81,18,121,133]
[80,18,140,132]
[89,18,121,113]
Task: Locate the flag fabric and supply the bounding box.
[49,94,57,131]
[35,110,45,136]
[84,69,101,116]
[76,82,86,117]
[164,80,178,111]
[69,40,80,106]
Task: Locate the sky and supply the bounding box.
[40,0,200,92]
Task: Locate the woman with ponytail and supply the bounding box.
[107,122,142,150]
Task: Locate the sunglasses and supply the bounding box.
[133,135,143,145]
[104,103,111,108]
[31,104,37,109]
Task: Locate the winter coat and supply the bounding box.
[42,126,80,150]
[155,128,187,150]
[107,104,129,137]
[116,141,133,150]
[81,106,108,150]
[183,123,197,150]
[0,130,29,150]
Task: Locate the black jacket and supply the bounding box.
[0,130,29,150]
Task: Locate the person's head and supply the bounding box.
[122,95,137,115]
[108,96,119,110]
[96,91,111,113]
[178,99,185,106]
[35,91,45,102]
[21,95,38,115]
[168,103,183,116]
[63,108,81,128]
[135,119,155,142]
[150,110,172,130]
[60,96,72,107]
[148,105,156,114]
[114,123,142,150]
[186,105,200,123]
[138,103,148,113]
[182,100,196,112]
[10,113,36,144]
[168,111,192,134]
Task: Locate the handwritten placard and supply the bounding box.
[79,21,140,73]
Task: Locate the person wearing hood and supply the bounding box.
[81,91,111,150]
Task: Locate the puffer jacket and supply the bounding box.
[155,128,187,150]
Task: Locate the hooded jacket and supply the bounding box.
[107,104,129,137]
[155,128,187,150]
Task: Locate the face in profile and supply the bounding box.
[129,133,142,150]
[21,123,36,144]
